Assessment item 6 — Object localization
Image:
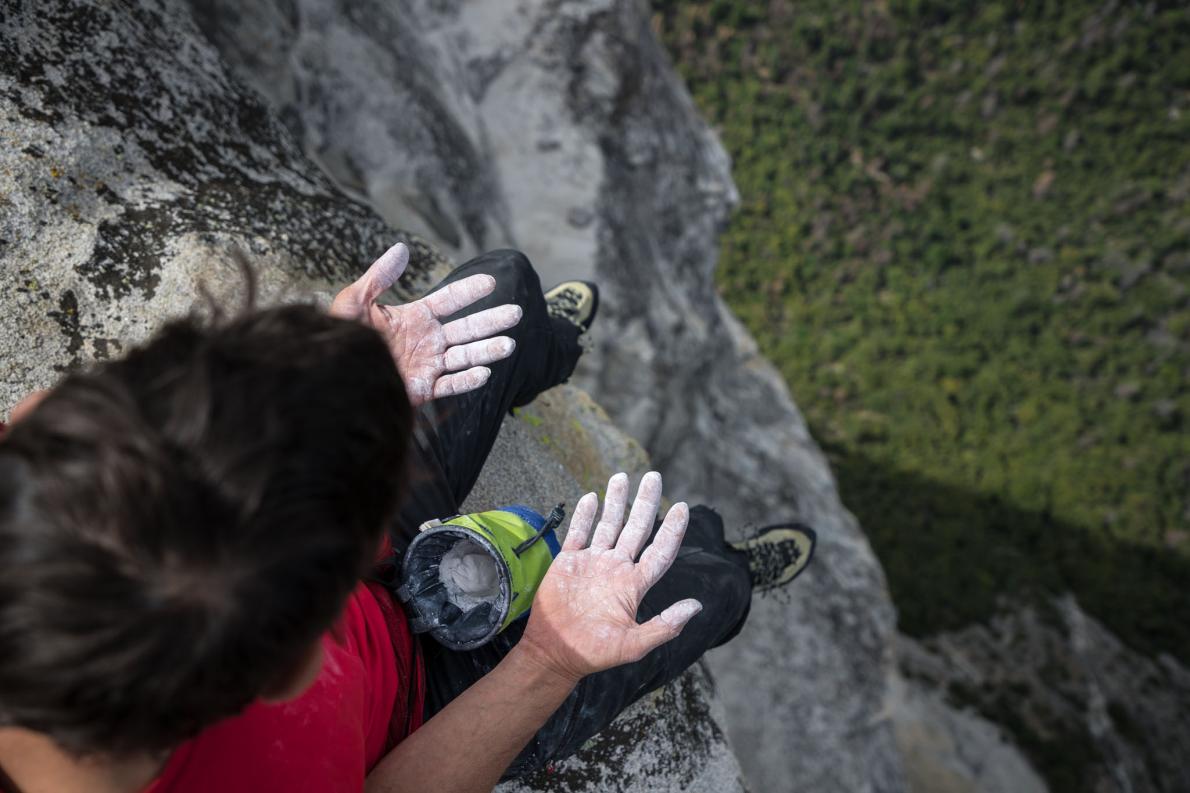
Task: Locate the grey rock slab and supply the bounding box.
[0,0,447,412]
[890,673,1048,793]
[460,402,589,521]
[900,596,1190,793]
[497,662,748,793]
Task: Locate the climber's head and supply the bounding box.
[0,300,412,758]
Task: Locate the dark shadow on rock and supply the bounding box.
[824,444,1190,666]
[827,447,1190,792]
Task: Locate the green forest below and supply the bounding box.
[652,0,1189,705]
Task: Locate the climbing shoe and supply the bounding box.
[545,281,600,334]
[730,523,817,592]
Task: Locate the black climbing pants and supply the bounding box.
[390,248,753,778]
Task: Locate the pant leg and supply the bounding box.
[428,249,581,506]
[390,249,583,549]
[422,505,754,779]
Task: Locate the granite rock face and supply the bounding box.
[0,0,448,411]
[890,673,1049,793]
[1,1,746,789]
[900,597,1190,793]
[192,2,911,790]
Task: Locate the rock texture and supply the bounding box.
[0,0,447,411]
[1,1,746,789]
[900,597,1190,793]
[890,674,1048,793]
[192,2,910,789]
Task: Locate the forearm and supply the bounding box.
[365,644,576,793]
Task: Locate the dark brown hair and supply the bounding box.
[0,300,412,756]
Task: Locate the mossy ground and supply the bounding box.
[652,1,1189,786]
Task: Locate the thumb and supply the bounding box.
[622,599,702,662]
[331,242,409,318]
[357,242,409,304]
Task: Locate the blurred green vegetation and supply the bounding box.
[651,5,1190,783]
[651,0,1190,666]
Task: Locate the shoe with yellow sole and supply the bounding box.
[730,523,817,592]
[544,281,600,334]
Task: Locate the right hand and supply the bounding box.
[517,471,702,683]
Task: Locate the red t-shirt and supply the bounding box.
[145,550,425,792]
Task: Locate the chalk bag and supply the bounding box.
[396,504,564,651]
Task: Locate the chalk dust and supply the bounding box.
[439,539,502,611]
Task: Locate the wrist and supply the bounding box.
[507,637,584,690]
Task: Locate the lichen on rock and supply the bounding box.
[1,0,447,408]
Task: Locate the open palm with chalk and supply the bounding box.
[518,471,703,683]
[331,242,523,406]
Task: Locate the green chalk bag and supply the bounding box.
[396,504,564,651]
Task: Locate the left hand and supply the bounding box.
[331,243,522,406]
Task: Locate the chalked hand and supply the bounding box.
[331,242,522,406]
[518,471,702,683]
